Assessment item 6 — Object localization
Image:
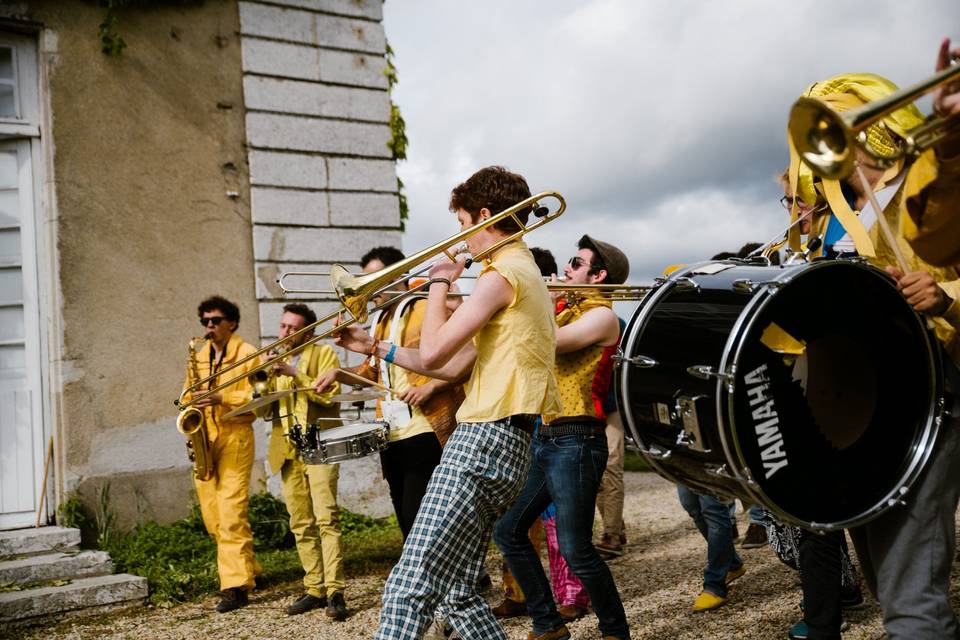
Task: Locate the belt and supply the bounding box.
[539,420,605,438]
[504,414,538,434]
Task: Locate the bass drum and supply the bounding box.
[616,258,943,531]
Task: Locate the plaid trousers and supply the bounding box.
[376,420,532,640]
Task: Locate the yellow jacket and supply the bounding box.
[182,333,259,442]
[260,343,341,474]
[902,146,960,267]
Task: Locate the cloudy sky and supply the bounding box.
[382,0,956,284]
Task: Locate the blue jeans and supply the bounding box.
[677,486,742,597]
[493,431,629,639]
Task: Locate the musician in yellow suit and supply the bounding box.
[185,295,262,613]
[259,303,348,620]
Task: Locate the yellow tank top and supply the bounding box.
[551,298,616,424]
[456,242,562,423]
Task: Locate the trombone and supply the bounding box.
[788,62,960,180]
[547,283,651,302]
[277,273,649,302]
[177,191,566,410]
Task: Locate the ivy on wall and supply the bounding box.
[385,42,410,231]
[96,0,202,56]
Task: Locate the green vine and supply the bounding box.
[97,0,203,56]
[385,42,409,230]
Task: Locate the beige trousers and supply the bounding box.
[595,410,625,537]
[280,456,345,597]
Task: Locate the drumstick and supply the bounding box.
[855,165,909,273]
[336,368,398,396]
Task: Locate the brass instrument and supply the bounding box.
[176,336,214,481]
[247,344,292,397]
[177,191,566,410]
[788,63,960,180]
[547,283,651,303]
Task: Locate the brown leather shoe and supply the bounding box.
[526,625,570,640]
[557,604,588,622]
[492,597,527,618]
[595,533,623,558]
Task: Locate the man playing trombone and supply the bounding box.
[183,296,261,613]
[331,166,562,640]
[258,303,348,619]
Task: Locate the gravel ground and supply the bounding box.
[20,471,959,640]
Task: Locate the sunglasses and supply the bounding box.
[780,195,827,212]
[568,256,589,270]
[200,316,226,326]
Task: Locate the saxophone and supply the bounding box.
[177,337,214,481]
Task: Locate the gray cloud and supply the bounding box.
[383,0,957,285]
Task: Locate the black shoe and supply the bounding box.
[326,590,347,621]
[476,572,493,592]
[740,523,768,549]
[286,593,326,615]
[216,587,248,613]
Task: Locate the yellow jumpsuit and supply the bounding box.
[263,343,346,598]
[184,332,262,591]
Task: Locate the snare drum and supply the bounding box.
[617,258,943,531]
[297,421,390,465]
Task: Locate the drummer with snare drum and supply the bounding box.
[255,302,349,620]
[313,246,466,542]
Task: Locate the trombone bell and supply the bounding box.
[330,264,370,323]
[789,97,856,181]
[788,62,960,180]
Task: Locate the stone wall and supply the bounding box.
[237,0,402,342]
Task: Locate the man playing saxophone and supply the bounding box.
[258,303,349,620]
[183,295,261,613]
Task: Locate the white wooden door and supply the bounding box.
[0,31,44,530]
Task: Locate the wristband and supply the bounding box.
[385,343,398,364]
[429,277,451,288]
[368,338,380,357]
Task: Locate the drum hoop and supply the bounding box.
[719,259,944,530]
[618,261,717,493]
[315,420,389,445]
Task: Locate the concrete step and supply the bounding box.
[0,573,148,626]
[0,550,113,585]
[0,527,80,559]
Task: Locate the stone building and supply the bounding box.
[0,0,400,531]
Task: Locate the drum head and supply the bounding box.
[725,261,940,527]
[316,421,385,441]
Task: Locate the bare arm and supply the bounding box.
[555,306,620,353]
[417,268,514,368]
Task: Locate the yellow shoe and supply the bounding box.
[692,590,726,612]
[725,564,746,586]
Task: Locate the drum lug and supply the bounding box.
[675,395,710,453]
[638,444,672,460]
[674,277,700,293]
[732,278,785,295]
[740,467,760,489]
[705,463,735,480]
[687,365,732,388]
[614,351,659,368]
[886,485,909,508]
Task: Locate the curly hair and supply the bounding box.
[449,166,532,234]
[361,246,405,269]
[198,295,240,326]
[282,302,317,326]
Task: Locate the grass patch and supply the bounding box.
[104,491,401,607]
[623,450,651,472]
